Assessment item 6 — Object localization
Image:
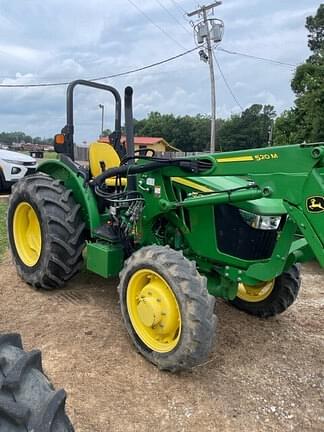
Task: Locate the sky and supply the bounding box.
[0,0,320,144]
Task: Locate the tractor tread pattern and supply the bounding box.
[230,264,301,318]
[118,245,217,372]
[2,350,43,390]
[8,173,85,290]
[0,333,74,431]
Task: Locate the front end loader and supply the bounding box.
[7,80,324,371]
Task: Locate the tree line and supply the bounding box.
[0,132,53,147]
[130,104,275,152]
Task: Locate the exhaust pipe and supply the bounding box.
[124,86,136,191]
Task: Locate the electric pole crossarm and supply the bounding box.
[187,2,222,17]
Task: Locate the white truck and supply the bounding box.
[0,149,37,191]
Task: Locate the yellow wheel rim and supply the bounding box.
[237,280,275,303]
[126,269,181,353]
[13,202,42,267]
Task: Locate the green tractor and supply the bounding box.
[7,80,324,371]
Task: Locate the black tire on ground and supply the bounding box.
[0,333,74,432]
[230,264,301,318]
[7,173,85,290]
[118,245,217,372]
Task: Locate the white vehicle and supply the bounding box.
[0,149,37,191]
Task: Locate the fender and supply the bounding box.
[37,159,100,232]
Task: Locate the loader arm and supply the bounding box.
[98,142,324,297]
[91,142,324,275]
[157,143,324,267]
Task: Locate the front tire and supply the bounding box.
[230,264,301,318]
[0,333,74,431]
[118,245,216,372]
[7,174,85,290]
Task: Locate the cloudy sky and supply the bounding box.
[0,0,320,143]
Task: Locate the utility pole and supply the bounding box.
[187,2,223,153]
[204,5,217,153]
[98,104,105,137]
[267,123,274,147]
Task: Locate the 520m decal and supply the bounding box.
[254,153,279,161]
[217,153,279,163]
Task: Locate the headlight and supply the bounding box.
[11,167,21,174]
[3,159,25,165]
[239,209,281,230]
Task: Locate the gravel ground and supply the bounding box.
[0,257,323,432]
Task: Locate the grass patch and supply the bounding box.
[43,151,58,160]
[0,202,8,261]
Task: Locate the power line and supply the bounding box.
[217,47,297,68]
[213,52,244,111]
[126,0,187,50]
[0,46,299,90]
[0,46,200,88]
[170,0,187,15]
[154,0,192,35]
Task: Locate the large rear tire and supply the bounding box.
[230,264,301,318]
[7,174,85,290]
[0,333,74,431]
[118,245,216,372]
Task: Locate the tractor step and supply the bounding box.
[86,241,124,278]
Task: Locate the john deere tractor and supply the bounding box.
[7,80,324,371]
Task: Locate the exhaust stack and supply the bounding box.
[124,86,136,191]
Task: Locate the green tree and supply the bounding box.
[219,104,276,151]
[306,4,324,55]
[273,109,301,145]
[101,128,112,137]
[0,132,28,146]
[274,4,324,145]
[0,131,53,147]
[132,105,276,153]
[33,136,43,144]
[134,112,214,152]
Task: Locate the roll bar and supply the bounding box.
[58,80,122,160]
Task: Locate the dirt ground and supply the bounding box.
[0,257,323,432]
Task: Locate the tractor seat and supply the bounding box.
[88,141,127,187]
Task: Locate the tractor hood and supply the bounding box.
[171,175,287,215]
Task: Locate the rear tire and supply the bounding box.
[0,333,74,431]
[7,174,85,290]
[118,245,216,372]
[230,264,301,318]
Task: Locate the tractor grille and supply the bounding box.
[214,204,278,261]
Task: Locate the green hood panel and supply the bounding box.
[172,176,287,215]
